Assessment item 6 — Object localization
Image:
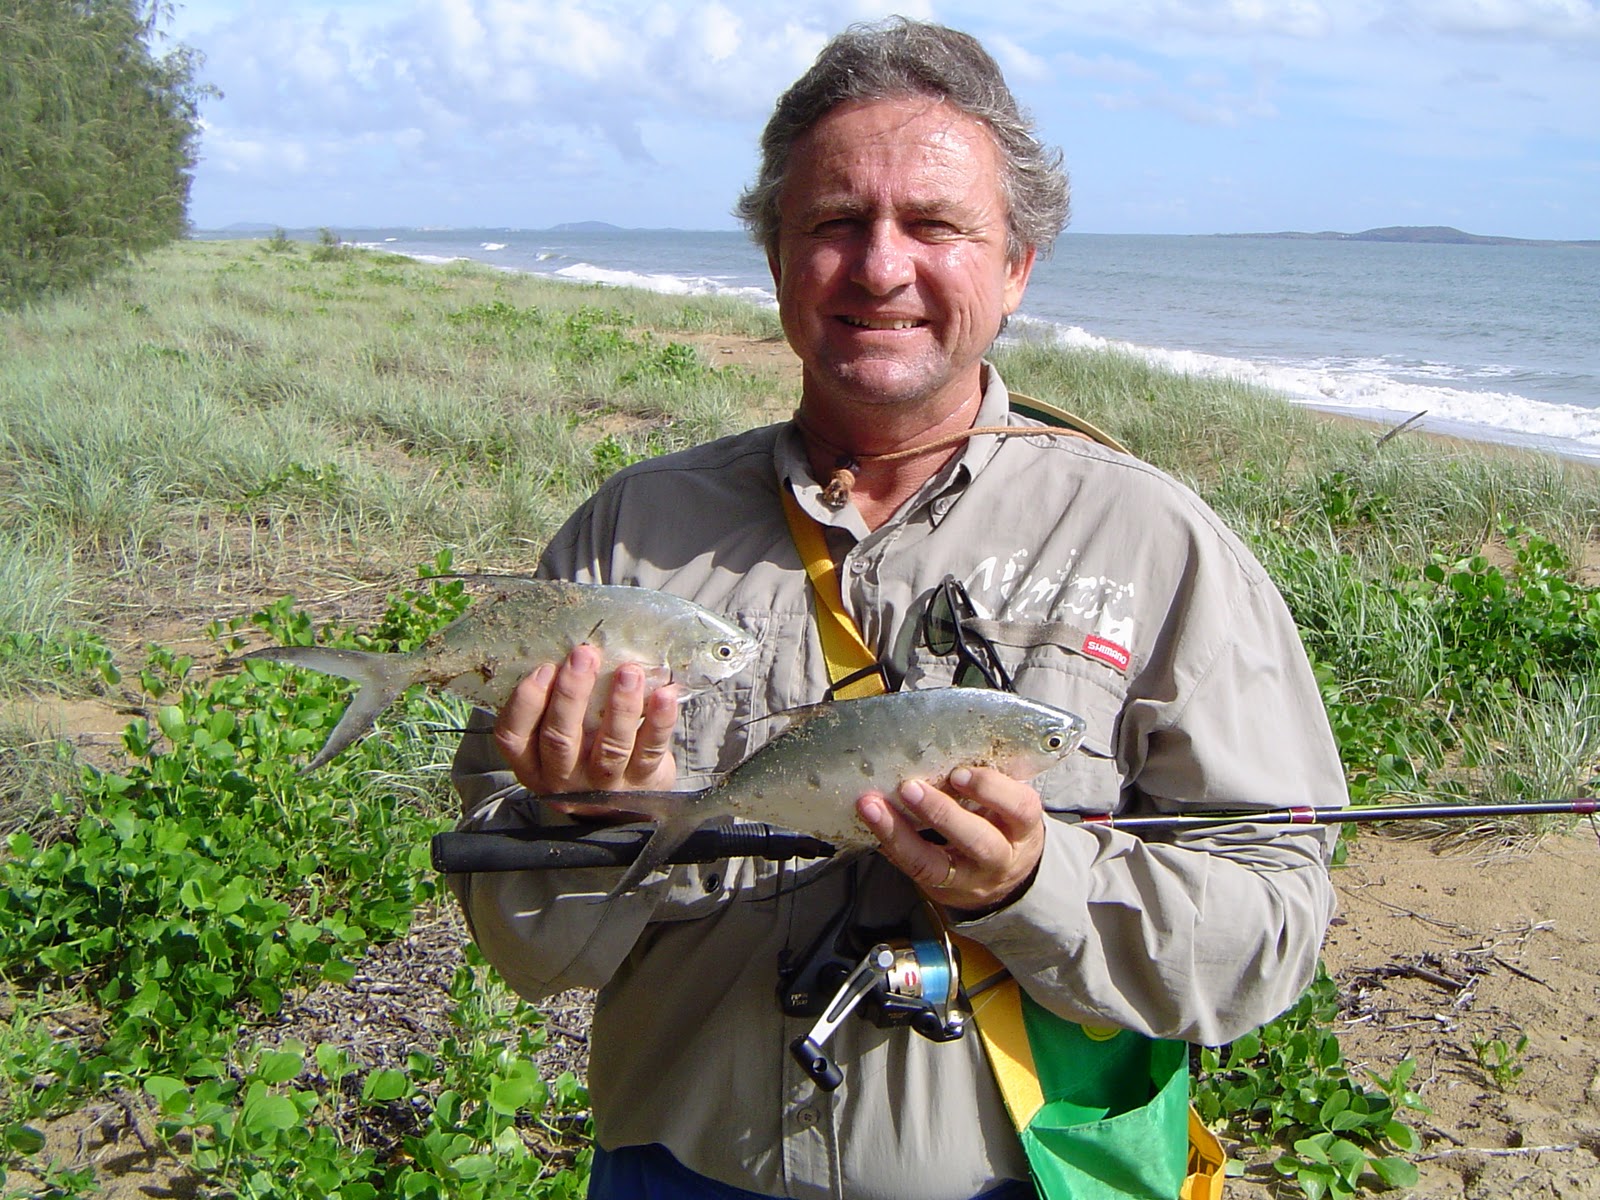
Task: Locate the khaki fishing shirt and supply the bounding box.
[450,366,1347,1200]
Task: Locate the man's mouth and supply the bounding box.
[838,316,923,330]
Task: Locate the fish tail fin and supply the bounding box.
[241,646,413,770]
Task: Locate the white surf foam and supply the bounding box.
[1011,317,1600,462]
[551,262,775,307]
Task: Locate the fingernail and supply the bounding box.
[570,644,598,670]
[859,796,884,824]
[949,767,972,790]
[616,663,643,690]
[899,780,925,805]
[531,663,555,688]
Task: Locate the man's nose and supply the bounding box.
[850,221,916,294]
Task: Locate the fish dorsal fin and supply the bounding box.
[734,699,834,735]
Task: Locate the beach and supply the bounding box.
[268,225,1600,464]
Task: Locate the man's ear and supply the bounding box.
[1003,244,1036,315]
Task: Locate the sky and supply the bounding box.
[160,0,1600,240]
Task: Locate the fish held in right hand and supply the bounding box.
[241,578,759,770]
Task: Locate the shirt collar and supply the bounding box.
[774,362,1015,537]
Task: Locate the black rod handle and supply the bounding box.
[432,824,837,873]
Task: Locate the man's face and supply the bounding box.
[768,96,1035,418]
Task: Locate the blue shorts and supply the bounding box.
[589,1142,1036,1199]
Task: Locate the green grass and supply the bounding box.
[0,240,783,607]
[2,238,1598,1198]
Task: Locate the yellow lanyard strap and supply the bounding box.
[779,482,1039,1126]
[780,486,890,700]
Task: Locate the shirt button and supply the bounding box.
[848,559,867,575]
[796,1106,820,1127]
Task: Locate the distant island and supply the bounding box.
[547,220,625,233]
[1225,225,1598,248]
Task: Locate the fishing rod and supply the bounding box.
[430,797,1600,874]
[431,823,835,873]
[1072,798,1599,832]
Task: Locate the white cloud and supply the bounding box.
[697,2,743,62]
[437,0,487,52]
[1018,0,1335,39]
[167,0,1599,238]
[1405,0,1600,40]
[1055,51,1159,86]
[988,34,1049,81]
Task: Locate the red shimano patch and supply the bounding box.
[1081,634,1131,672]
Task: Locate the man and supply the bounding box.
[451,17,1346,1200]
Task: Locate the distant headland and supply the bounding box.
[1222,225,1598,248]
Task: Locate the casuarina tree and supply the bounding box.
[0,0,209,308]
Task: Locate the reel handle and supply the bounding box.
[788,945,895,1092]
[788,1035,844,1092]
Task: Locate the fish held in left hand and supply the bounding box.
[543,688,1088,898]
[241,577,760,770]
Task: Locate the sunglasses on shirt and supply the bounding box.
[920,575,1014,693]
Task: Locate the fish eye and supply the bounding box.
[1043,733,1065,751]
[714,642,736,660]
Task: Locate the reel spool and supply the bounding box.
[780,902,969,1091]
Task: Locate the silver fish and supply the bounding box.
[242,577,760,770]
[560,689,1087,897]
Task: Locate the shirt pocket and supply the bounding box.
[677,609,815,782]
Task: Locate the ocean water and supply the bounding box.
[325,226,1600,462]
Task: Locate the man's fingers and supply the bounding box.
[537,645,601,784]
[625,685,681,786]
[857,791,950,886]
[492,663,556,786]
[587,664,648,786]
[860,772,1046,912]
[944,766,1042,840]
[492,649,680,795]
[893,776,1010,861]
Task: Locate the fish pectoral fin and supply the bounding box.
[601,808,708,900]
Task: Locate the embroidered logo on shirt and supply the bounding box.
[1081,634,1131,672]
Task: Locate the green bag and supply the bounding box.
[1018,993,1192,1198]
[958,936,1222,1200]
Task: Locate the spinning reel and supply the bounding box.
[778,899,970,1091]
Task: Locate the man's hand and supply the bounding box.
[856,766,1045,915]
[493,644,680,812]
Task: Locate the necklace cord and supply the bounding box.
[791,413,1093,506]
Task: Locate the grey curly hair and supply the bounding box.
[734,17,1070,264]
